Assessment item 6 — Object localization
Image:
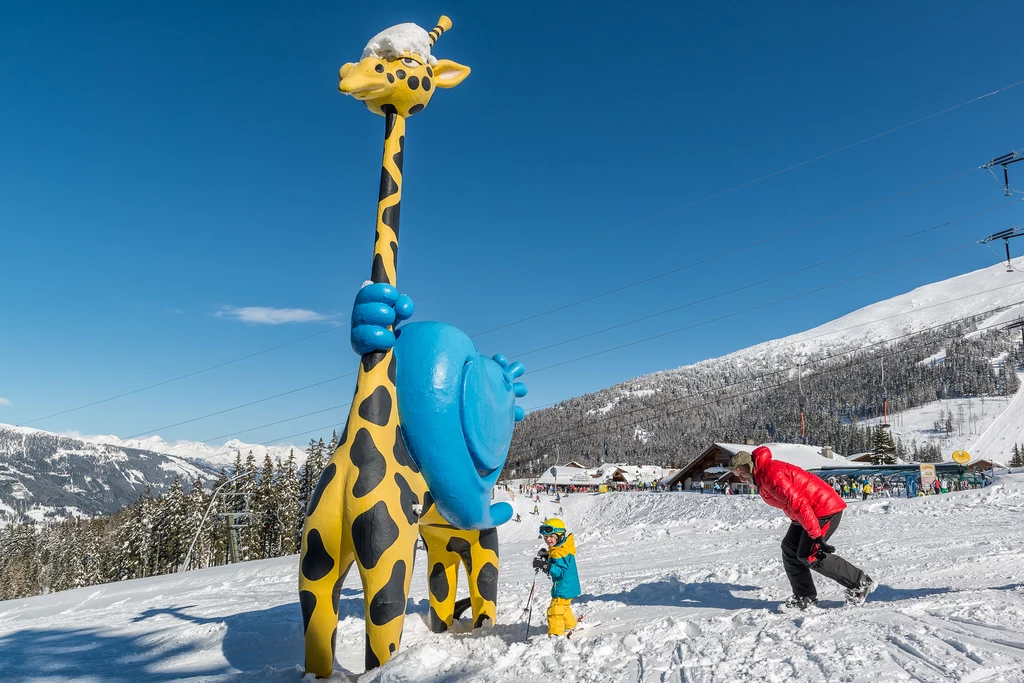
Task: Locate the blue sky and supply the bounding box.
[2,1,1024,448]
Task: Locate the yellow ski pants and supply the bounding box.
[546,597,577,636]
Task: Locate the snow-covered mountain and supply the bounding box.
[79,433,304,470]
[3,479,1023,681]
[0,424,217,524]
[661,258,1024,385]
[512,260,1024,471]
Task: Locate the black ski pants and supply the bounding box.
[780,511,866,598]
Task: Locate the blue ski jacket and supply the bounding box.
[547,533,581,599]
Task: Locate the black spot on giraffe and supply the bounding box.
[446,537,473,574]
[381,204,400,237]
[407,75,419,90]
[395,69,406,80]
[389,643,396,654]
[428,561,449,601]
[387,353,396,385]
[361,351,386,372]
[426,66,433,77]
[474,614,493,629]
[331,626,338,666]
[452,597,473,620]
[393,425,419,472]
[379,166,399,199]
[357,385,392,426]
[421,490,435,515]
[477,561,499,606]
[479,527,499,556]
[409,104,424,114]
[392,135,404,172]
[352,500,399,569]
[383,107,397,137]
[422,77,431,92]
[371,253,390,284]
[369,560,407,625]
[339,421,348,445]
[299,590,316,633]
[390,240,398,274]
[386,72,395,84]
[365,634,380,670]
[350,429,386,497]
[306,463,336,518]
[301,529,335,581]
[428,605,448,633]
[374,63,384,73]
[395,473,419,525]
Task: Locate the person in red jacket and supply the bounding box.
[732,446,875,611]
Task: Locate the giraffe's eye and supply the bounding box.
[401,58,420,68]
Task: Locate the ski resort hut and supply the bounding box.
[662,442,851,491]
[536,464,593,487]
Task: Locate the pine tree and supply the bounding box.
[870,427,898,465]
[1010,443,1024,468]
[277,449,302,555]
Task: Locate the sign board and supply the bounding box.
[598,484,608,494]
[920,463,936,490]
[904,474,917,498]
[952,450,971,465]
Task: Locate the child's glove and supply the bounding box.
[532,548,550,573]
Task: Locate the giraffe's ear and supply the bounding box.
[432,59,470,88]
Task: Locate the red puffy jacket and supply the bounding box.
[752,445,845,538]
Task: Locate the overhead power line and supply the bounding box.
[22,78,1024,427]
[249,281,1024,448]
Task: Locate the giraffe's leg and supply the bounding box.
[299,463,348,679]
[466,528,500,628]
[420,529,460,633]
[354,503,418,669]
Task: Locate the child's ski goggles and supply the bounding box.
[539,524,563,536]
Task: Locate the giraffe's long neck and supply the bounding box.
[371,110,404,287]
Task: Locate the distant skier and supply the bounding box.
[532,504,539,515]
[731,446,875,610]
[534,518,581,637]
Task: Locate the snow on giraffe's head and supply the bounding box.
[338,16,470,118]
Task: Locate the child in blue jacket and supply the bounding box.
[538,518,581,636]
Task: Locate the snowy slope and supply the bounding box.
[3,482,1023,682]
[716,259,1024,367]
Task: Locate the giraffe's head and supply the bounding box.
[394,322,526,530]
[338,16,470,118]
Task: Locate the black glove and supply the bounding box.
[812,538,836,556]
[532,548,550,573]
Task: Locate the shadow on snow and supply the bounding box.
[0,588,366,682]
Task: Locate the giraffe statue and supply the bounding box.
[299,17,525,677]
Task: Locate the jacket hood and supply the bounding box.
[752,445,773,470]
[548,533,576,559]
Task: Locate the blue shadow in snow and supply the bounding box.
[0,590,367,682]
[579,579,776,611]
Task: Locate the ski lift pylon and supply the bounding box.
[981,149,1024,196]
[979,225,1024,273]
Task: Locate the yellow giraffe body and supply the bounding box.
[299,17,480,677]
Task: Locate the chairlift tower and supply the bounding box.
[981,150,1024,196]
[979,225,1024,272]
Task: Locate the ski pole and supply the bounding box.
[523,569,539,639]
